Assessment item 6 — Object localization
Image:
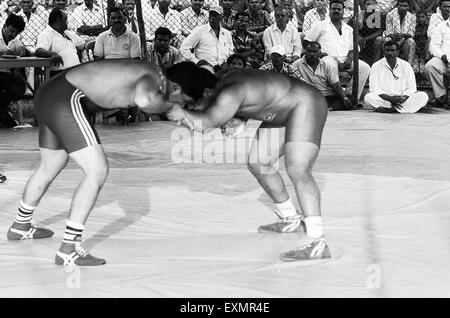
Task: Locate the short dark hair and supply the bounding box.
[305,41,321,50]
[165,61,217,101]
[227,53,246,66]
[234,11,250,22]
[4,14,25,33]
[329,0,344,8]
[155,26,172,38]
[49,8,66,25]
[383,40,399,50]
[108,6,126,19]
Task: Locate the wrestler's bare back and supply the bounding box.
[65,59,166,110]
[218,70,325,125]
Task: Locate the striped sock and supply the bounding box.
[63,221,84,244]
[14,200,36,225]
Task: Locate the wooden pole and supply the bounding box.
[352,0,360,107]
[134,0,149,59]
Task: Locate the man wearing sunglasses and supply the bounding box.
[364,40,428,113]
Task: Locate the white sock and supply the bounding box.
[304,216,324,238]
[275,198,298,218]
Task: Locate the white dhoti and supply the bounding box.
[364,92,429,113]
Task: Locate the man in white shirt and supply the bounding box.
[71,0,106,41]
[263,6,301,63]
[269,0,299,31]
[365,40,428,113]
[179,6,234,69]
[35,7,85,74]
[428,0,450,38]
[301,0,329,38]
[304,0,370,102]
[180,0,208,37]
[425,18,450,107]
[16,0,47,51]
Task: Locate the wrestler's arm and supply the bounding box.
[183,89,244,133]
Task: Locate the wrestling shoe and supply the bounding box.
[7,223,54,240]
[280,237,331,261]
[55,242,106,267]
[257,214,305,233]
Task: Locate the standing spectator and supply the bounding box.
[72,0,105,41]
[232,11,264,68]
[365,40,428,113]
[180,6,234,70]
[301,0,329,38]
[123,0,139,33]
[293,41,352,110]
[246,0,273,34]
[148,26,183,68]
[259,45,301,78]
[358,0,384,65]
[425,14,450,107]
[221,0,236,30]
[35,7,85,76]
[378,0,416,67]
[0,14,26,128]
[428,0,450,39]
[180,0,208,37]
[270,0,299,30]
[304,0,370,103]
[16,0,47,51]
[263,6,301,63]
[94,6,140,60]
[413,10,428,71]
[144,0,184,48]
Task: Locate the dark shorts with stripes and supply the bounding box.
[36,72,101,154]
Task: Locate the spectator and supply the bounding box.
[123,0,139,33]
[428,0,450,39]
[179,6,234,70]
[72,0,105,42]
[270,0,299,30]
[16,0,47,51]
[144,0,184,48]
[94,6,141,60]
[425,12,450,108]
[358,0,384,65]
[227,52,246,68]
[364,40,428,113]
[46,0,76,30]
[411,0,439,13]
[180,0,208,37]
[263,6,301,63]
[301,0,329,38]
[0,13,26,128]
[304,0,370,103]
[376,0,398,13]
[413,10,428,71]
[246,0,273,34]
[293,41,352,110]
[220,0,236,30]
[259,44,301,78]
[35,7,85,75]
[377,0,416,67]
[232,11,264,68]
[148,26,183,68]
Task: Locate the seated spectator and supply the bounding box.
[232,11,265,68]
[35,7,85,76]
[259,45,301,78]
[144,0,184,48]
[270,0,300,30]
[293,41,352,110]
[0,13,26,128]
[364,40,428,113]
[425,13,450,108]
[179,6,234,70]
[148,26,184,69]
[376,0,416,68]
[227,52,246,68]
[180,0,209,37]
[304,0,370,103]
[413,10,428,71]
[263,6,301,63]
[94,7,141,60]
[246,0,273,34]
[45,0,76,30]
[355,0,384,66]
[301,0,329,38]
[221,0,237,30]
[428,0,450,39]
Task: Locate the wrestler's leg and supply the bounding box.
[247,123,304,233]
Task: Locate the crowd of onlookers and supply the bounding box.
[1,0,450,127]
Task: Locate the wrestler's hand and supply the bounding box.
[220,117,247,138]
[167,103,194,130]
